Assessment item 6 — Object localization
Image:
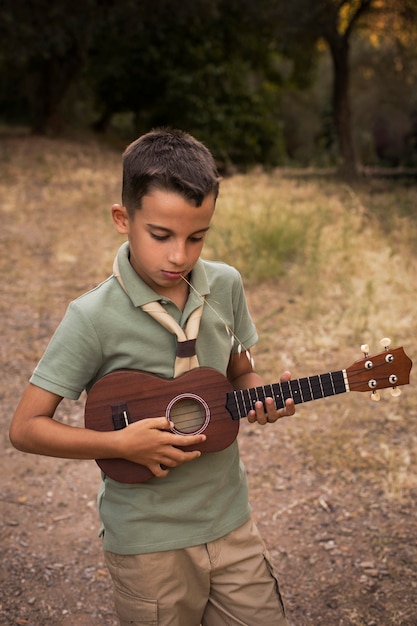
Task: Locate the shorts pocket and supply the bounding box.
[113,585,158,625]
[105,551,158,625]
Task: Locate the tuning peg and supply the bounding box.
[361,344,370,356]
[391,387,401,397]
[380,337,391,350]
[371,391,381,402]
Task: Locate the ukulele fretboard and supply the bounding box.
[226,370,348,420]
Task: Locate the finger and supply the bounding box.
[254,400,268,425]
[247,410,257,423]
[182,449,202,462]
[168,431,206,447]
[283,397,295,416]
[279,370,291,383]
[271,398,295,421]
[171,449,203,464]
[146,416,172,430]
[264,396,280,423]
[149,462,170,478]
[153,450,202,479]
[149,418,207,446]
[152,448,203,478]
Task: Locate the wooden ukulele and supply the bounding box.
[84,339,412,483]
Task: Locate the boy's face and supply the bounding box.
[112,189,215,302]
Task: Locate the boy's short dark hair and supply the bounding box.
[122,128,220,215]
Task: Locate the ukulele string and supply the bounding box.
[181,274,255,368]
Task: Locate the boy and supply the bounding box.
[10,128,295,626]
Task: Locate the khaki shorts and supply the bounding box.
[104,518,288,626]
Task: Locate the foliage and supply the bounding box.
[85,0,288,167]
[0,0,100,132]
[0,0,416,170]
[351,30,417,166]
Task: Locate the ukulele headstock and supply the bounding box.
[346,338,412,400]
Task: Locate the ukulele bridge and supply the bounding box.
[166,393,210,436]
[111,402,130,430]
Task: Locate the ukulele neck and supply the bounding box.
[226,370,348,420]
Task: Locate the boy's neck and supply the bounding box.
[156,278,190,311]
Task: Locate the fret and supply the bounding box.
[232,390,245,419]
[332,370,347,394]
[251,387,260,409]
[289,379,303,405]
[299,377,312,402]
[264,384,274,402]
[280,380,292,402]
[307,376,314,399]
[241,388,252,414]
[253,386,266,405]
[270,382,287,411]
[270,382,285,410]
[320,372,334,397]
[249,386,261,408]
[309,375,324,399]
[237,389,248,417]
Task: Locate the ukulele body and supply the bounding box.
[85,367,238,483]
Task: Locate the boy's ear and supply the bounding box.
[112,204,130,234]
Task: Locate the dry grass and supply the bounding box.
[214,171,416,344]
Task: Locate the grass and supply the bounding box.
[206,172,313,281]
[207,171,417,358]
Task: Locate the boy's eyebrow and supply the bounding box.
[146,223,211,235]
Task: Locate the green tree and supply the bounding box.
[350,14,417,166]
[0,0,101,133]
[264,0,372,176]
[268,0,417,176]
[87,0,287,167]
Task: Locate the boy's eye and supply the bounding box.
[150,233,206,243]
[151,233,169,241]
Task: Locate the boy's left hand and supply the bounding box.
[247,370,295,425]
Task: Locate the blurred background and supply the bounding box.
[1,0,417,178]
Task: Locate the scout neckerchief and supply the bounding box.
[113,254,204,377]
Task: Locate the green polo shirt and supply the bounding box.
[30,242,258,554]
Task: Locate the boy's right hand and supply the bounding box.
[115,417,206,478]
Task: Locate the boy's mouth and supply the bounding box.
[162,270,184,280]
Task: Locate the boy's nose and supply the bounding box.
[168,242,187,265]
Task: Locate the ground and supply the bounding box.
[1,136,416,625]
[2,296,415,626]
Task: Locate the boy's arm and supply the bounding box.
[10,384,206,478]
[227,352,295,425]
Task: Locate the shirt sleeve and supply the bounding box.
[230,269,258,353]
[30,301,103,399]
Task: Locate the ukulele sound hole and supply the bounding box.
[166,393,210,435]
